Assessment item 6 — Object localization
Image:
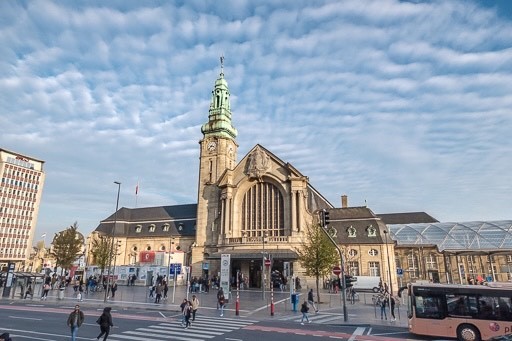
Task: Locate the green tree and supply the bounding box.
[90,235,114,276]
[295,223,339,303]
[51,222,84,275]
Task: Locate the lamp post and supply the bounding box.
[261,231,268,300]
[104,181,121,302]
[383,229,393,296]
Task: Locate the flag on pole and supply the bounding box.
[41,233,46,239]
[135,182,139,195]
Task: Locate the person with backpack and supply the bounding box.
[300,300,310,325]
[96,307,114,340]
[67,304,85,341]
[182,300,192,328]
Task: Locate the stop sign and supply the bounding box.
[332,266,341,275]
[265,259,271,267]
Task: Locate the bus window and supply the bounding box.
[414,295,444,319]
[447,295,468,316]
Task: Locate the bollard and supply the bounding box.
[270,283,274,316]
[291,293,298,312]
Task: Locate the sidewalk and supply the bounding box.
[1,283,408,328]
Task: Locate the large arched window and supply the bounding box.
[241,182,284,237]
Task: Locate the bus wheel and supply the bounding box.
[457,324,481,341]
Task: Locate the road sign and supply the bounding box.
[333,266,342,275]
[169,263,182,275]
[397,268,403,276]
[264,259,271,267]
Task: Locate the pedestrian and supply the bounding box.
[163,281,169,299]
[149,285,155,298]
[300,300,310,325]
[380,295,388,320]
[24,285,33,299]
[307,289,318,313]
[191,294,200,321]
[155,283,162,303]
[390,295,396,321]
[111,282,118,298]
[216,287,224,309]
[183,300,192,328]
[96,307,114,340]
[180,298,188,326]
[41,282,50,300]
[67,304,85,341]
[218,289,226,317]
[77,284,84,301]
[0,332,12,341]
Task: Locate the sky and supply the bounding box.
[1,0,511,241]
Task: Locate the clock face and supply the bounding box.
[207,141,217,151]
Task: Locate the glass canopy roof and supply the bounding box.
[388,221,512,252]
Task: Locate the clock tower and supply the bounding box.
[192,58,238,274]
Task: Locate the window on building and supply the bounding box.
[425,253,438,270]
[368,261,380,276]
[347,226,356,237]
[148,224,156,232]
[135,225,142,233]
[348,249,358,257]
[368,249,378,256]
[366,225,376,237]
[507,255,512,263]
[408,253,420,278]
[347,261,360,276]
[163,223,170,232]
[241,182,284,237]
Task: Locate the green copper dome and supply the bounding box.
[201,71,238,139]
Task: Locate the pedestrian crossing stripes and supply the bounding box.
[107,315,256,341]
[278,313,344,324]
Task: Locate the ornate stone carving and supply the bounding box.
[245,146,271,181]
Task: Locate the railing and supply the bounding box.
[225,236,291,245]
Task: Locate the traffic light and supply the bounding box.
[344,275,357,289]
[319,209,330,228]
[324,210,330,226]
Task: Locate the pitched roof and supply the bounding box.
[377,212,439,225]
[95,204,197,238]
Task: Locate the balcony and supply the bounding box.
[225,235,291,245]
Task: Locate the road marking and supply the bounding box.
[9,315,42,320]
[348,326,366,341]
[158,311,166,318]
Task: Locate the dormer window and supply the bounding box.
[149,224,156,232]
[366,224,376,237]
[178,223,184,231]
[163,223,170,232]
[135,225,142,233]
[347,226,356,238]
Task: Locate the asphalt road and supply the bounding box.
[0,300,447,341]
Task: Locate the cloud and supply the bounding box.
[0,0,511,238]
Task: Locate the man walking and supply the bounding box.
[307,288,318,313]
[191,295,200,321]
[218,289,226,317]
[300,300,310,325]
[67,304,85,341]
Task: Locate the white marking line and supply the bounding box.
[371,331,410,336]
[152,325,225,335]
[125,330,208,341]
[225,339,243,341]
[158,311,166,318]
[11,334,57,341]
[137,326,218,338]
[9,315,42,320]
[367,327,372,335]
[348,326,366,341]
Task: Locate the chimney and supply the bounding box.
[341,195,348,208]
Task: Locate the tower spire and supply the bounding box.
[220,55,224,76]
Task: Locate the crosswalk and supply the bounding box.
[107,315,257,341]
[277,313,344,324]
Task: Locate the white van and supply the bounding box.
[352,276,381,292]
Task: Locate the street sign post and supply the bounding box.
[264,259,271,267]
[333,266,342,276]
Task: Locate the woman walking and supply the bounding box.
[300,300,310,325]
[96,307,114,340]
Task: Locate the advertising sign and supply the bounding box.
[220,254,230,296]
[139,251,155,263]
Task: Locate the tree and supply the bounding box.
[295,223,339,303]
[51,222,84,275]
[89,235,114,276]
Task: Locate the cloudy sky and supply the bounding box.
[1,0,511,240]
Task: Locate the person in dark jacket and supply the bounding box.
[96,307,114,340]
[67,304,85,341]
[0,332,12,341]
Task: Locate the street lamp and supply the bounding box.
[262,230,268,300]
[383,229,393,296]
[104,181,121,302]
